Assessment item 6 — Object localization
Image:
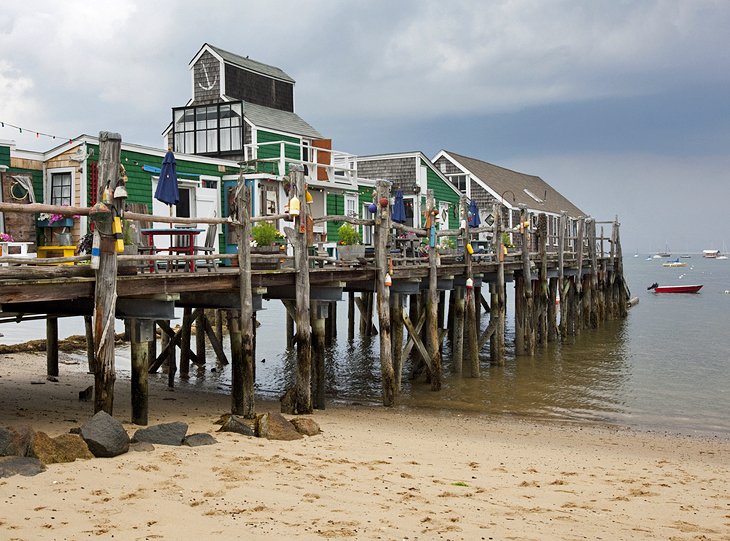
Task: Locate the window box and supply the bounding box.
[37,217,74,228]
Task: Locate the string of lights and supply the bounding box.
[0,120,76,144]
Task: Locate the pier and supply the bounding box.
[0,134,629,425]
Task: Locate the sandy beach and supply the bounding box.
[0,351,728,541]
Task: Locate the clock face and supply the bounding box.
[197,61,218,92]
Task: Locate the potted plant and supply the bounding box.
[251,222,286,253]
[337,223,365,260]
[439,237,456,255]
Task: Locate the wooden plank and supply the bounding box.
[402,312,432,374]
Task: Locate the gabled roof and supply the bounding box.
[440,150,585,217]
[239,99,322,139]
[193,43,295,84]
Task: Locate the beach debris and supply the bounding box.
[80,411,130,458]
[217,415,256,437]
[0,456,46,478]
[132,422,188,446]
[46,375,59,382]
[28,432,93,464]
[258,412,303,441]
[289,417,321,437]
[184,433,218,447]
[78,386,93,401]
[0,425,33,457]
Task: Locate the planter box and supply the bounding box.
[337,244,366,261]
[251,245,285,270]
[37,218,74,228]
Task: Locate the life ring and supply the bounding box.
[10,179,30,201]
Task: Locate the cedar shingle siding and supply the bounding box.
[357,157,416,192]
[192,51,221,105]
[225,64,294,112]
[433,156,461,176]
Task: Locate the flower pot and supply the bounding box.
[337,245,366,261]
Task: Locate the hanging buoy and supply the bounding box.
[90,230,100,269]
[466,277,474,289]
[466,243,474,254]
[368,202,377,214]
[384,273,392,287]
[460,219,467,230]
[379,197,389,208]
[289,196,301,216]
[112,216,124,253]
[305,190,314,204]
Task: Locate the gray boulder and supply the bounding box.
[258,412,303,441]
[217,415,256,437]
[0,425,33,457]
[184,433,218,447]
[129,441,155,452]
[132,422,188,446]
[0,456,46,478]
[80,411,130,458]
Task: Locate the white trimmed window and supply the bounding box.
[344,194,357,218]
[47,168,74,206]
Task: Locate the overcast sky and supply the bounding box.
[2,0,729,252]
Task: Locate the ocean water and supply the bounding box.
[2,256,729,437]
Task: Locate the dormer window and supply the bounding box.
[173,102,243,155]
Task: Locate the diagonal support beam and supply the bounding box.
[402,312,432,374]
[477,319,498,350]
[401,308,427,361]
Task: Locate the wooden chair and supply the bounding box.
[193,223,219,272]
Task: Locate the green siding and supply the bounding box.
[422,159,460,230]
[84,144,237,215]
[326,185,375,243]
[255,130,300,175]
[0,144,10,167]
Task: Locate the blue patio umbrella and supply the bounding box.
[391,190,407,224]
[468,199,481,228]
[154,150,180,209]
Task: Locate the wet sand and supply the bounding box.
[1,351,728,540]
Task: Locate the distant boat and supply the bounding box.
[662,259,687,268]
[717,255,728,260]
[680,255,691,259]
[655,243,671,258]
[647,283,702,294]
[703,249,720,258]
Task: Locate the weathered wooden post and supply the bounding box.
[390,292,404,392]
[537,213,549,345]
[588,218,600,329]
[130,318,151,426]
[92,131,121,414]
[518,205,536,355]
[614,217,628,318]
[374,179,396,405]
[284,164,313,414]
[574,216,585,334]
[494,203,506,363]
[311,301,326,409]
[426,189,442,390]
[180,307,192,378]
[452,287,465,374]
[196,310,206,365]
[84,315,95,374]
[46,317,59,378]
[558,211,568,339]
[461,196,479,377]
[233,175,255,418]
[347,291,355,341]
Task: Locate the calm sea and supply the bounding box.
[2,256,729,438]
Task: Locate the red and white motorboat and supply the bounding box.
[647,283,703,294]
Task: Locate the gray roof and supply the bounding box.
[207,44,295,83]
[443,150,586,217]
[238,99,322,139]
